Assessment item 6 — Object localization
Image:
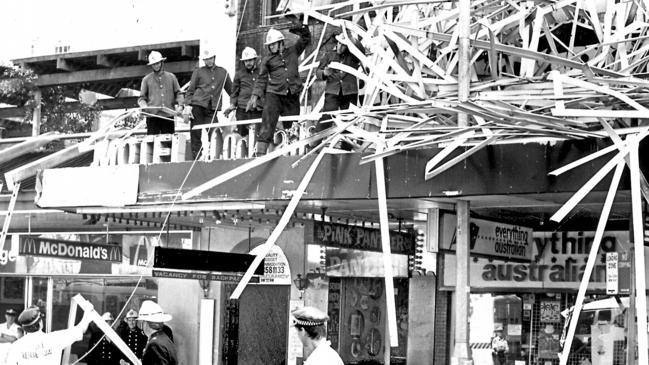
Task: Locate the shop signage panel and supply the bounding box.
[153,247,264,274]
[324,248,409,277]
[19,236,122,262]
[250,245,291,285]
[313,221,415,255]
[152,269,260,283]
[442,230,637,290]
[439,212,534,261]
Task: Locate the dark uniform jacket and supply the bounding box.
[253,24,311,97]
[117,322,148,363]
[186,65,233,111]
[142,330,177,365]
[316,50,361,95]
[231,64,263,110]
[87,326,119,365]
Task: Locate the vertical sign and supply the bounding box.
[618,250,631,294]
[606,252,618,295]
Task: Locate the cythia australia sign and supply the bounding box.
[19,237,122,262]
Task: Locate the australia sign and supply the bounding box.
[19,237,122,262]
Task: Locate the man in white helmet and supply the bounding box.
[247,14,311,156]
[137,51,183,135]
[224,46,263,138]
[185,49,233,159]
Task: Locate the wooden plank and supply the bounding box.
[73,294,141,365]
[229,137,338,300]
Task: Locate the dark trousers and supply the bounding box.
[258,91,300,143]
[190,105,218,159]
[315,92,357,150]
[492,351,506,365]
[235,108,262,137]
[146,116,175,135]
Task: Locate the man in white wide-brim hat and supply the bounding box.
[121,301,176,365]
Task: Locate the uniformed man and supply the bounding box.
[87,312,119,365]
[224,47,263,137]
[186,48,233,159]
[135,301,177,365]
[247,14,311,156]
[117,309,147,364]
[137,51,183,135]
[292,306,343,365]
[5,305,92,365]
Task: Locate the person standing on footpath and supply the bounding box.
[119,301,177,365]
[0,308,22,361]
[87,312,119,365]
[292,306,343,365]
[137,51,183,135]
[5,305,92,364]
[185,49,233,159]
[224,47,263,138]
[491,325,509,365]
[117,309,147,364]
[247,14,311,156]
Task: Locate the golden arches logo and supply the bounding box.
[21,237,38,254]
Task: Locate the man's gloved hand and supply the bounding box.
[246,95,259,112]
[174,104,184,116]
[182,105,193,123]
[224,104,236,118]
[323,66,332,77]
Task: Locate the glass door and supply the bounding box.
[28,276,51,332]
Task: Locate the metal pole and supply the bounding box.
[453,200,472,364]
[457,0,471,128]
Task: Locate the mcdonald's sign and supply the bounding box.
[19,237,122,262]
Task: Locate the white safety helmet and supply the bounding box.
[201,48,217,60]
[147,51,166,65]
[265,29,285,45]
[240,47,258,61]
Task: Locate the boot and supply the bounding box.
[254,141,268,157]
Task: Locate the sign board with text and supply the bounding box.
[312,221,415,255]
[19,236,122,262]
[439,212,534,261]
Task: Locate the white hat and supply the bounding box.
[138,300,172,323]
[544,324,555,334]
[102,312,114,322]
[147,51,166,66]
[201,49,216,60]
[335,32,348,44]
[125,309,138,319]
[240,47,258,61]
[265,29,285,45]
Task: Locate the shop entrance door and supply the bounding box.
[233,285,290,365]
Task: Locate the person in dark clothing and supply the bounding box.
[315,30,365,150]
[117,309,147,364]
[247,15,311,156]
[87,312,120,365]
[123,301,177,365]
[224,47,263,137]
[185,48,233,159]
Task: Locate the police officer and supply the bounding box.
[292,306,343,365]
[5,305,92,365]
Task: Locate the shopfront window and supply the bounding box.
[51,277,158,363]
[0,277,24,314]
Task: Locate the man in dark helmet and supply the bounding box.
[4,305,92,365]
